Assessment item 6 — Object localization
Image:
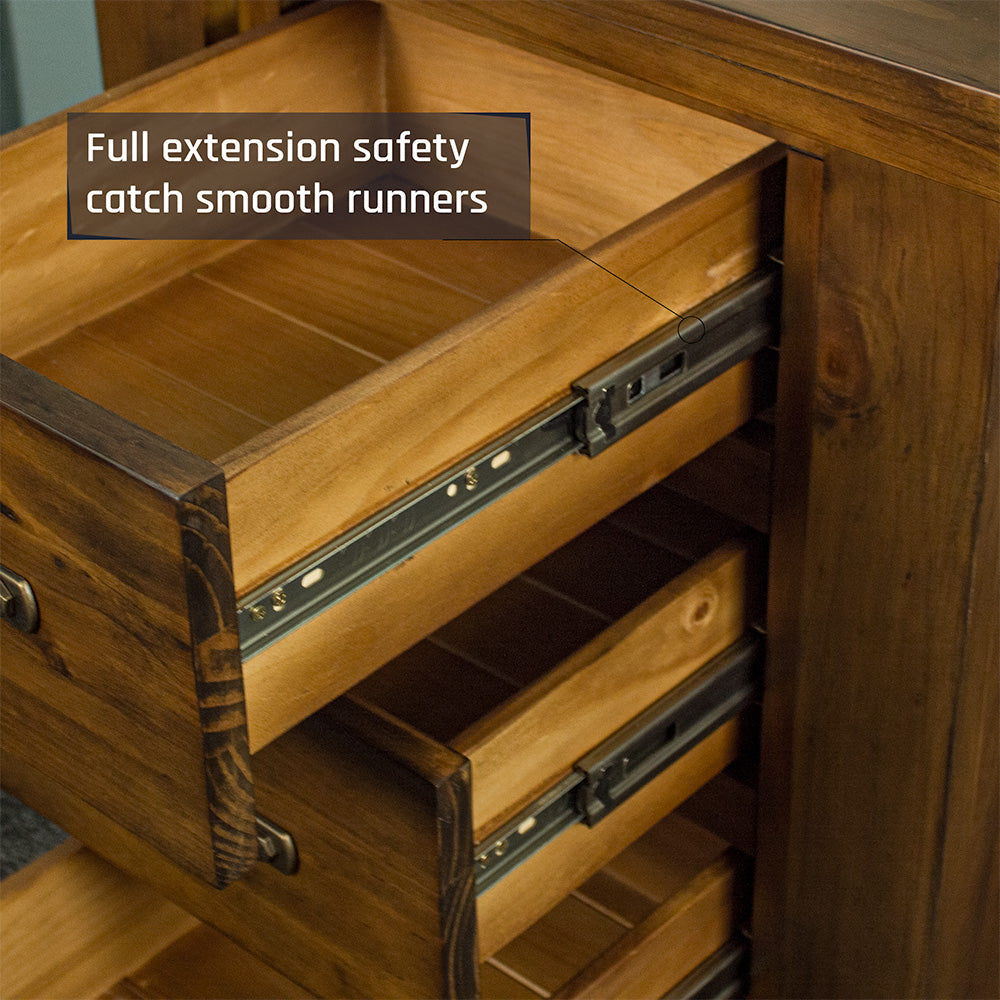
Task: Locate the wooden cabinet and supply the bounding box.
[1,2,996,998]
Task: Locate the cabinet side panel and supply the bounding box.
[773,150,999,997]
[752,150,823,995]
[0,357,254,887]
[926,299,999,998]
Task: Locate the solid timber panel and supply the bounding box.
[0,841,198,1000]
[0,358,255,887]
[384,1,999,200]
[761,150,999,998]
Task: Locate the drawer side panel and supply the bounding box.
[0,358,254,887]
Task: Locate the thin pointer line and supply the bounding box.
[442,235,684,318]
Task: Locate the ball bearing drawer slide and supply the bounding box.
[473,633,762,893]
[237,266,779,659]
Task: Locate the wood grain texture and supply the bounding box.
[586,812,731,915]
[223,152,782,595]
[479,964,542,1000]
[0,2,380,357]
[711,0,999,92]
[477,717,743,958]
[0,841,198,1000]
[196,240,491,362]
[386,1,999,200]
[0,357,255,887]
[762,150,999,998]
[242,355,770,751]
[554,851,746,999]
[456,541,757,841]
[382,4,771,247]
[490,895,626,995]
[352,640,522,744]
[76,273,383,427]
[485,814,732,997]
[103,922,314,999]
[21,330,269,461]
[2,699,478,1000]
[750,150,823,998]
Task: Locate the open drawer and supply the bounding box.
[10,481,762,998]
[480,813,751,999]
[0,1,782,888]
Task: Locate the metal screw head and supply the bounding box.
[465,467,478,490]
[249,605,266,622]
[271,588,288,611]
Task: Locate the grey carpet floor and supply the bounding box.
[0,790,68,879]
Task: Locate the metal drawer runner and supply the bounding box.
[238,266,779,659]
[473,633,762,893]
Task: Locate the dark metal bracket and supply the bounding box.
[572,269,779,456]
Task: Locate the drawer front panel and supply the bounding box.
[0,358,255,887]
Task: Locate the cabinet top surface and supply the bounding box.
[708,0,999,93]
[394,0,998,199]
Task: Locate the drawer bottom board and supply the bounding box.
[90,813,746,1000]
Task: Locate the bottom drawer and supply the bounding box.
[480,812,750,999]
[96,813,748,1000]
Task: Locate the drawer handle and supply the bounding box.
[0,564,39,634]
[256,814,298,875]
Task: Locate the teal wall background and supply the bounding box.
[1,0,104,133]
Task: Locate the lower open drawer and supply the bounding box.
[480,812,751,1000]
[52,476,757,998]
[94,812,750,1000]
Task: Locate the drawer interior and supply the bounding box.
[350,481,762,840]
[480,812,749,999]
